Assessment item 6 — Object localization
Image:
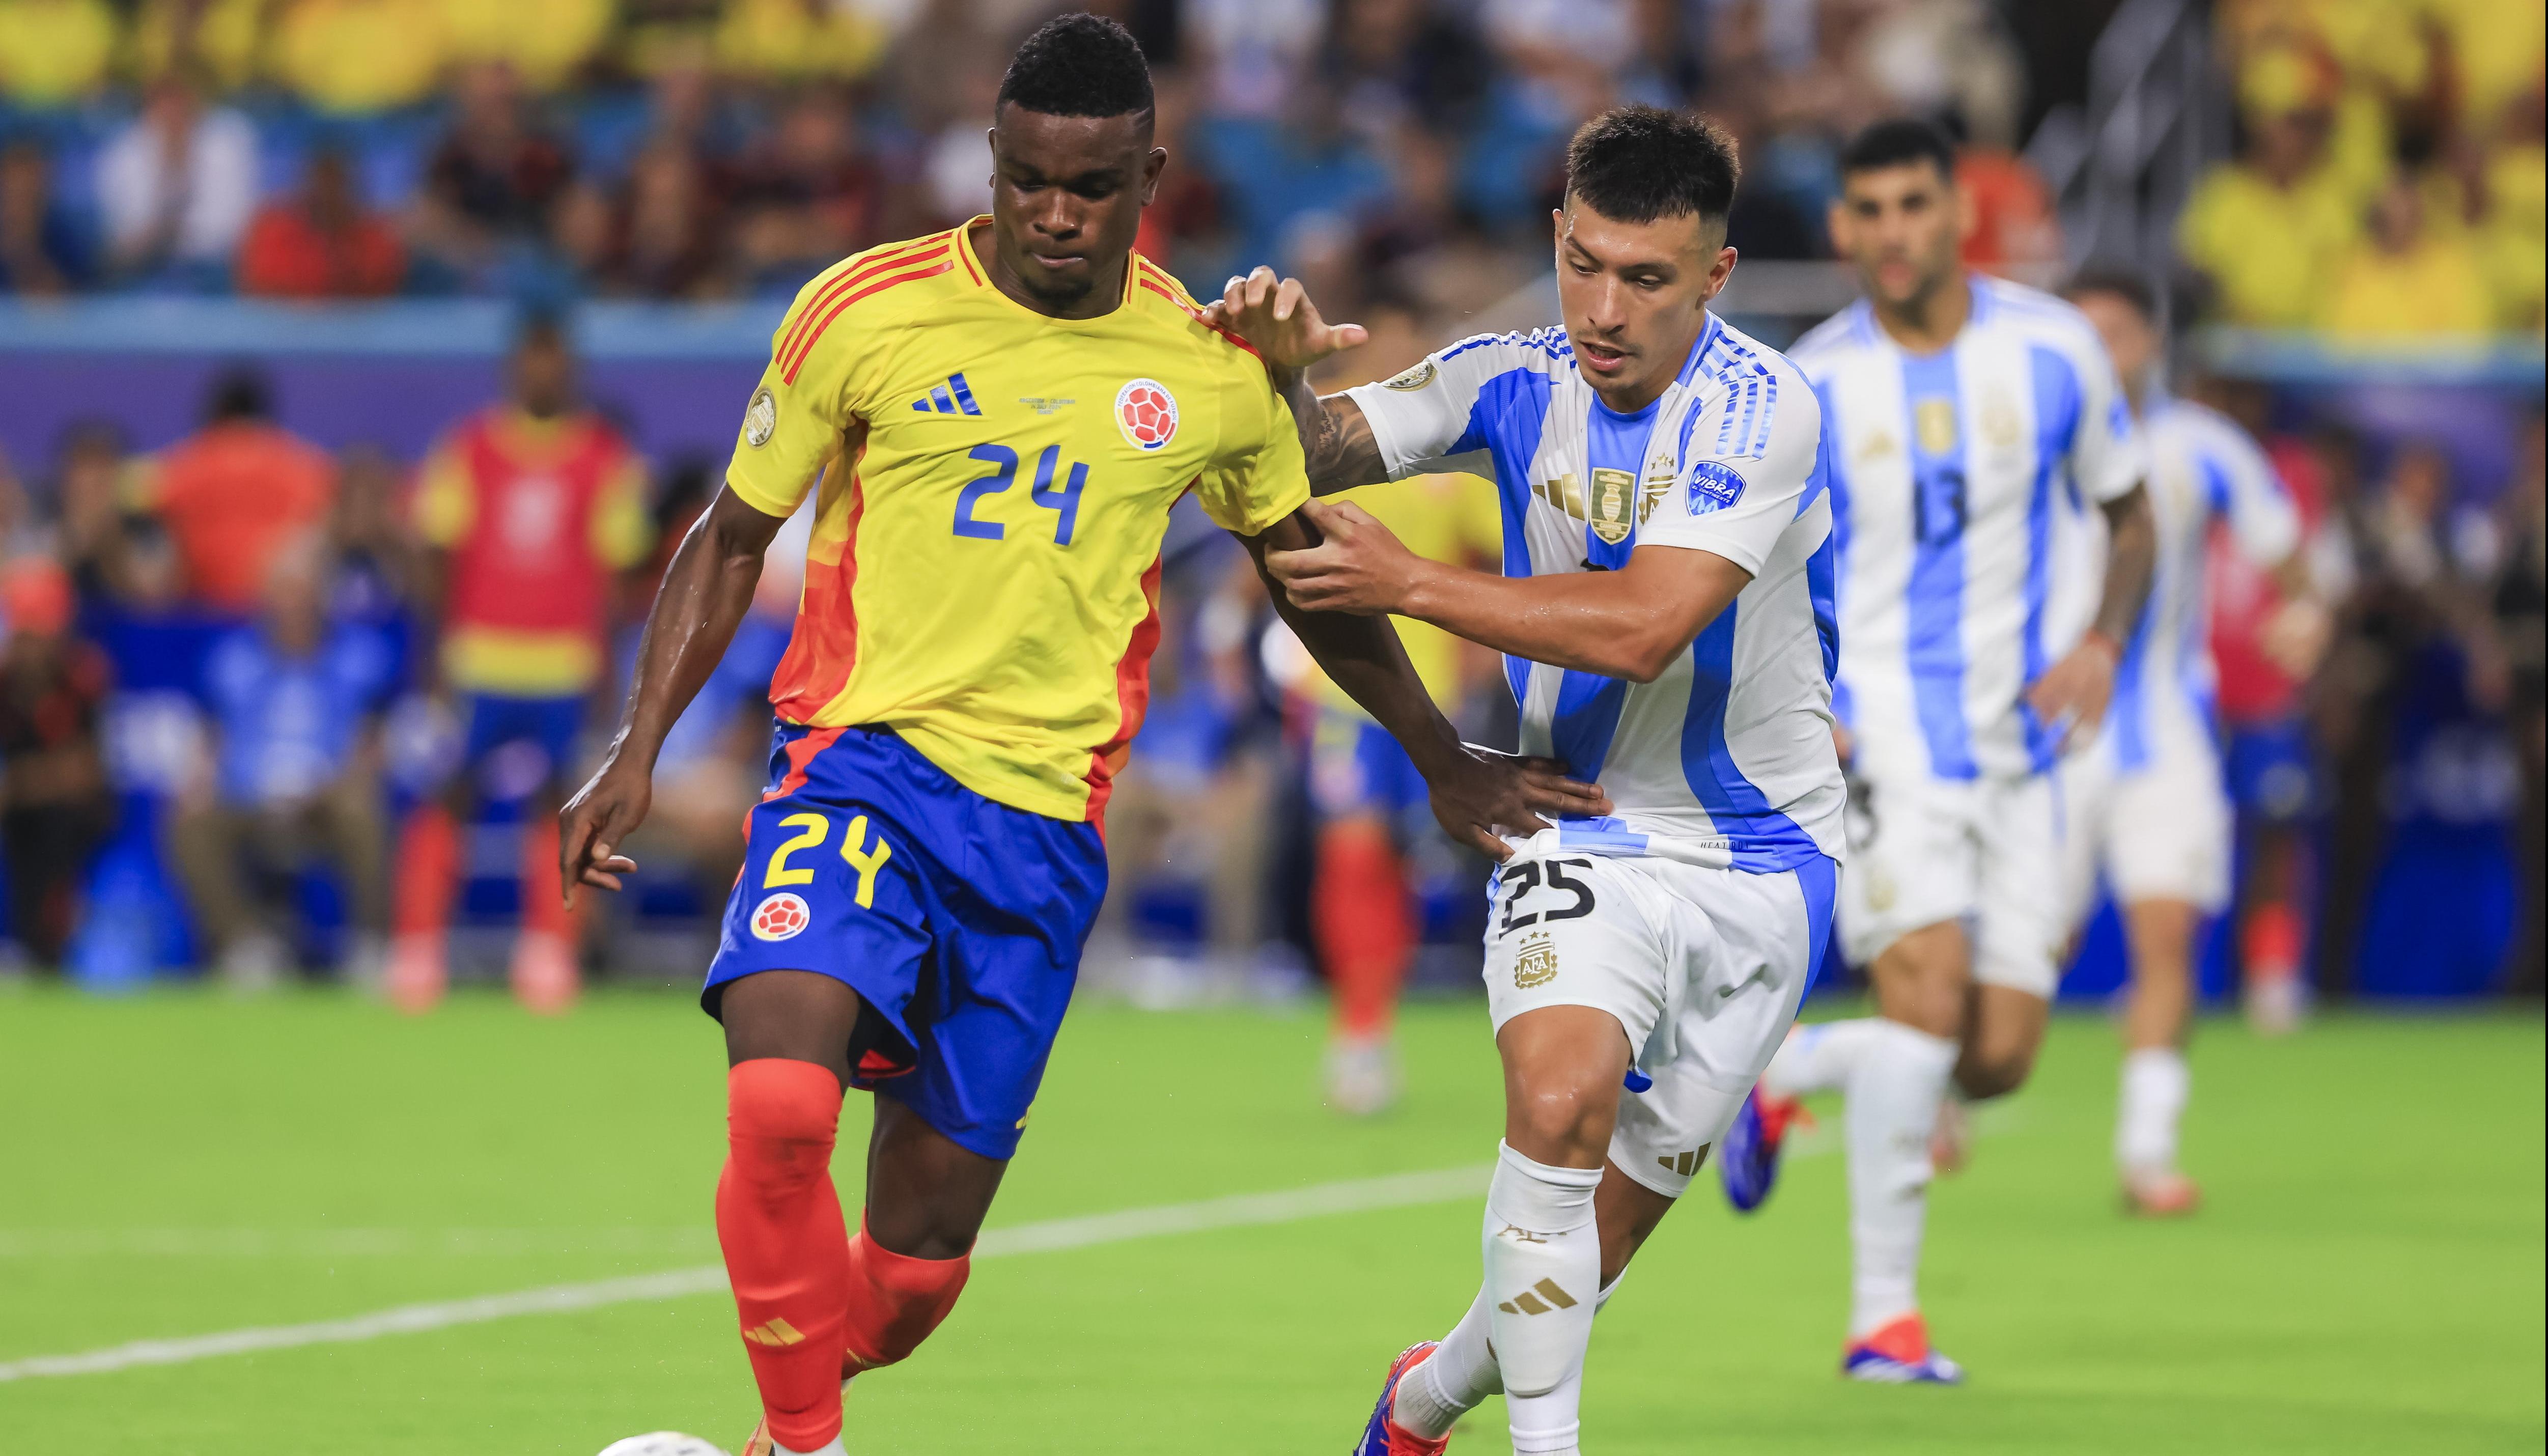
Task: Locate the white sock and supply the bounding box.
[775,1440,846,1456]
[1761,1018,1888,1098]
[2116,1046,2190,1175]
[1844,1020,1959,1339]
[1480,1142,1602,1454]
[1393,1269,1627,1439]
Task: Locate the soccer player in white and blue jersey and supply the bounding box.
[1725,120,2158,1383]
[2058,273,2322,1216]
[1211,107,1842,1456]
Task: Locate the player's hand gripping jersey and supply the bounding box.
[727,221,1310,823]
[1342,316,1845,874]
[1791,276,2145,785]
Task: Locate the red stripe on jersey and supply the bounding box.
[776,235,948,369]
[780,260,956,384]
[1137,273,1262,362]
[954,227,984,286]
[767,470,869,722]
[1083,553,1165,829]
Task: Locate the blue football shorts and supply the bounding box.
[703,724,1107,1161]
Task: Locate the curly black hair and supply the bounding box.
[998,13,1154,122]
[1565,105,1741,226]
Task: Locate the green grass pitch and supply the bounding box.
[1,984,2539,1454]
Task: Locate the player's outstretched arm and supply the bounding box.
[1267,499,1750,684]
[1240,509,1610,859]
[1201,267,1389,494]
[2025,483,2157,748]
[558,485,788,903]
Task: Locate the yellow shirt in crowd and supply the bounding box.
[0,0,115,106]
[1307,472,1503,719]
[2177,163,2363,328]
[271,0,445,114]
[2321,234,2498,339]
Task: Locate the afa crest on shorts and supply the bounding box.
[1115,378,1178,451]
[750,891,810,941]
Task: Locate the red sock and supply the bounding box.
[717,1060,851,1452]
[841,1218,971,1376]
[392,805,458,940]
[519,816,576,940]
[2244,901,2302,982]
[1314,823,1414,1040]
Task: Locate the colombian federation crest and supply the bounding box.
[1115,378,1178,451]
[750,892,810,942]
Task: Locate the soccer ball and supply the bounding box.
[596,1435,730,1456]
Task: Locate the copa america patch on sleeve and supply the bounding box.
[1686,460,1747,513]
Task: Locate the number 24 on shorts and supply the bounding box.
[1498,858,1597,935]
[763,811,895,908]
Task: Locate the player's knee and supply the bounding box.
[1505,1075,1615,1163]
[1955,1042,2037,1100]
[725,1058,845,1188]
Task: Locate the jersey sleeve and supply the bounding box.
[2198,417,2302,567]
[1635,368,1825,576]
[1342,332,1555,480]
[724,272,871,519]
[2065,330,2146,506]
[588,449,655,569]
[1191,361,1311,536]
[410,436,473,548]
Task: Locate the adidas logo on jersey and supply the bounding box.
[911,373,983,416]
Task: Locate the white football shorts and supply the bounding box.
[1836,769,2066,997]
[1481,844,1837,1200]
[2057,722,2233,922]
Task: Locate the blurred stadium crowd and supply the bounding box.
[0,0,2538,1006]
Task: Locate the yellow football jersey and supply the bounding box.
[1307,472,1502,717]
[726,220,1310,822]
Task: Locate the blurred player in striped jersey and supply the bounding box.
[1719,119,2157,1382]
[555,18,1594,1454]
[2055,272,2328,1215]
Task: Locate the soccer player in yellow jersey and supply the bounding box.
[1299,467,1502,1114]
[555,17,1603,1455]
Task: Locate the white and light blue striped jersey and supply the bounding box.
[1792,276,2146,784]
[2098,395,2300,772]
[1343,313,1844,874]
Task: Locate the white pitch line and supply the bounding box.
[0,1165,1488,1384]
[0,1102,2027,1385]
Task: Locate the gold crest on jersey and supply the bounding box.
[1914,398,1957,456]
[744,387,777,448]
[1589,467,1635,544]
[1383,359,1438,391]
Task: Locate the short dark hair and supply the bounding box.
[998,13,1154,121]
[205,365,271,423]
[514,309,569,353]
[1839,118,1958,183]
[2062,268,2157,322]
[1564,106,1740,227]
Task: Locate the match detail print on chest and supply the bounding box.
[1529,391,1685,548]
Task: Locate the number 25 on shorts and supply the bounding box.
[762,811,895,907]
